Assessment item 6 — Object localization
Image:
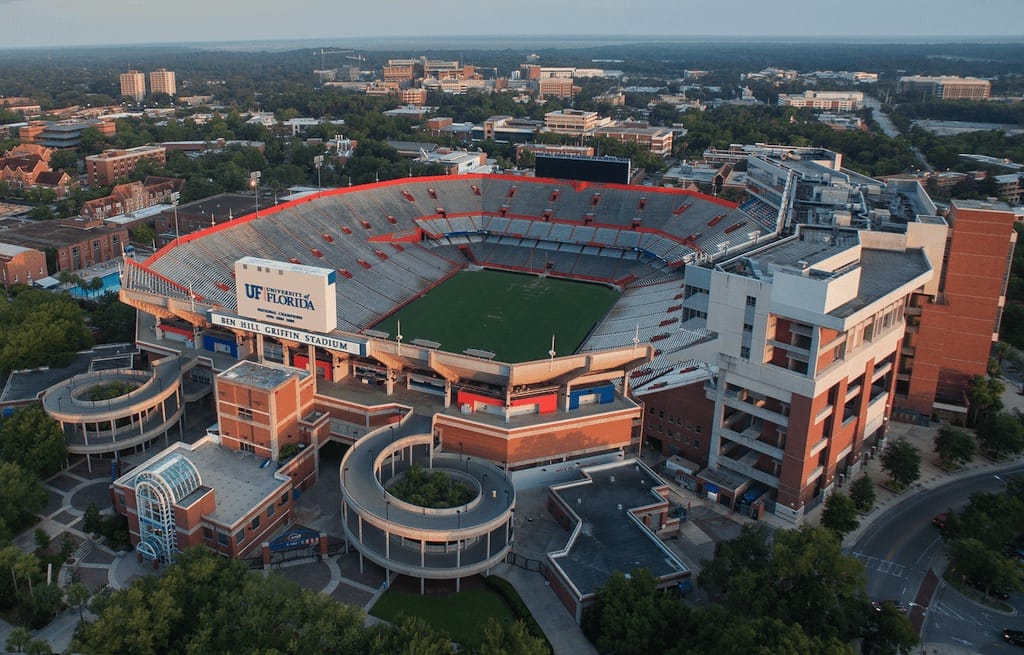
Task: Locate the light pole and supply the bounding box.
[313,155,324,197]
[170,191,181,245]
[250,170,261,217]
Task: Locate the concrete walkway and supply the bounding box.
[492,562,598,655]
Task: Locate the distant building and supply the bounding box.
[544,109,610,135]
[120,70,146,102]
[994,173,1024,205]
[0,243,48,287]
[86,145,167,187]
[592,124,673,157]
[81,177,183,220]
[0,217,128,271]
[19,118,116,149]
[538,77,578,100]
[897,76,991,101]
[415,148,490,175]
[777,90,864,112]
[149,69,177,96]
[400,88,428,105]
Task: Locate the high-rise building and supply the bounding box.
[119,70,146,102]
[150,68,177,96]
[897,76,991,101]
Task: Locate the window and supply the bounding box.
[280,492,289,505]
[240,442,254,454]
[743,323,753,333]
[746,295,757,307]
[202,527,214,542]
[217,532,229,547]
[740,346,751,359]
[251,515,261,531]
[658,410,665,418]
[238,407,253,420]
[236,530,245,544]
[267,504,275,518]
[695,425,702,434]
[693,439,700,449]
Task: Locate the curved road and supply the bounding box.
[850,464,1024,654]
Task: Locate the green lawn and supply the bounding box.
[369,586,516,649]
[373,269,619,362]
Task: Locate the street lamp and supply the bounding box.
[170,191,181,244]
[456,509,461,530]
[466,456,471,474]
[313,155,324,197]
[250,171,261,217]
[385,500,390,523]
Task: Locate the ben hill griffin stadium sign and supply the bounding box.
[234,257,337,334]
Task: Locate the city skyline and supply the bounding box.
[0,0,1023,49]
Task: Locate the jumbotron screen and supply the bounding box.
[535,154,631,184]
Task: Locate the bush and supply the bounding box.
[278,443,299,460]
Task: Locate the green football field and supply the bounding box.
[372,269,619,363]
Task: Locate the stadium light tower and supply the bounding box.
[171,191,181,244]
[250,171,261,217]
[313,155,324,197]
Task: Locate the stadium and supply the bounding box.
[123,173,779,391]
[111,173,781,587]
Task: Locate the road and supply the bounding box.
[851,465,1024,654]
[863,95,934,172]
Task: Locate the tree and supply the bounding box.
[948,537,1023,598]
[65,582,90,621]
[880,437,921,489]
[0,462,47,541]
[73,549,370,655]
[366,616,453,655]
[0,288,93,371]
[130,223,157,246]
[967,374,1005,426]
[25,639,52,655]
[975,411,1024,458]
[933,425,976,468]
[821,492,859,537]
[0,405,67,477]
[849,474,876,512]
[83,502,102,535]
[6,626,31,653]
[583,568,683,655]
[88,292,136,344]
[480,618,550,655]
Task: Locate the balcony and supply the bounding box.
[719,426,785,460]
[718,455,780,489]
[721,394,789,427]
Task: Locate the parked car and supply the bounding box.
[931,513,947,529]
[1003,628,1024,646]
[872,600,908,614]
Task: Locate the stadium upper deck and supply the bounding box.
[123,175,779,374]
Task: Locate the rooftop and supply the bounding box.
[121,437,290,526]
[549,461,687,597]
[829,248,931,319]
[0,343,137,406]
[218,360,309,391]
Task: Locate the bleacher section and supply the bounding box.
[137,175,778,343]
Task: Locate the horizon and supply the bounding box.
[1,0,1023,50]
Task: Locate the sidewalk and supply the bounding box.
[492,562,598,655]
[842,417,1024,549]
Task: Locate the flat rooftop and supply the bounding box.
[951,198,1014,212]
[123,438,290,526]
[829,248,931,319]
[0,344,137,405]
[549,461,687,597]
[218,360,309,391]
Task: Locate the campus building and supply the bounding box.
[777,90,864,112]
[120,70,146,102]
[897,75,992,101]
[149,69,176,96]
[19,118,117,149]
[86,145,167,186]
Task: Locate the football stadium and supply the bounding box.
[107,173,781,596]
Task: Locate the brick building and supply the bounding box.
[86,145,167,186]
[0,242,48,287]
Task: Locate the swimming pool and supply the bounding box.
[69,270,122,299]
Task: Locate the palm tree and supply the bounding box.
[6,626,32,653]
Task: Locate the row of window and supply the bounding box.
[203,492,289,549]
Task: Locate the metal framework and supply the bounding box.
[134,454,201,563]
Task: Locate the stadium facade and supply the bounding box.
[100,170,1013,576]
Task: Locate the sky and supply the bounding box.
[0,0,1022,49]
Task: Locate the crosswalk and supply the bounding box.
[851,552,906,578]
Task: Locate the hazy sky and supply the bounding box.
[1,0,1022,49]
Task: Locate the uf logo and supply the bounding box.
[244,284,263,300]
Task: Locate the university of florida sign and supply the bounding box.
[234,257,337,333]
